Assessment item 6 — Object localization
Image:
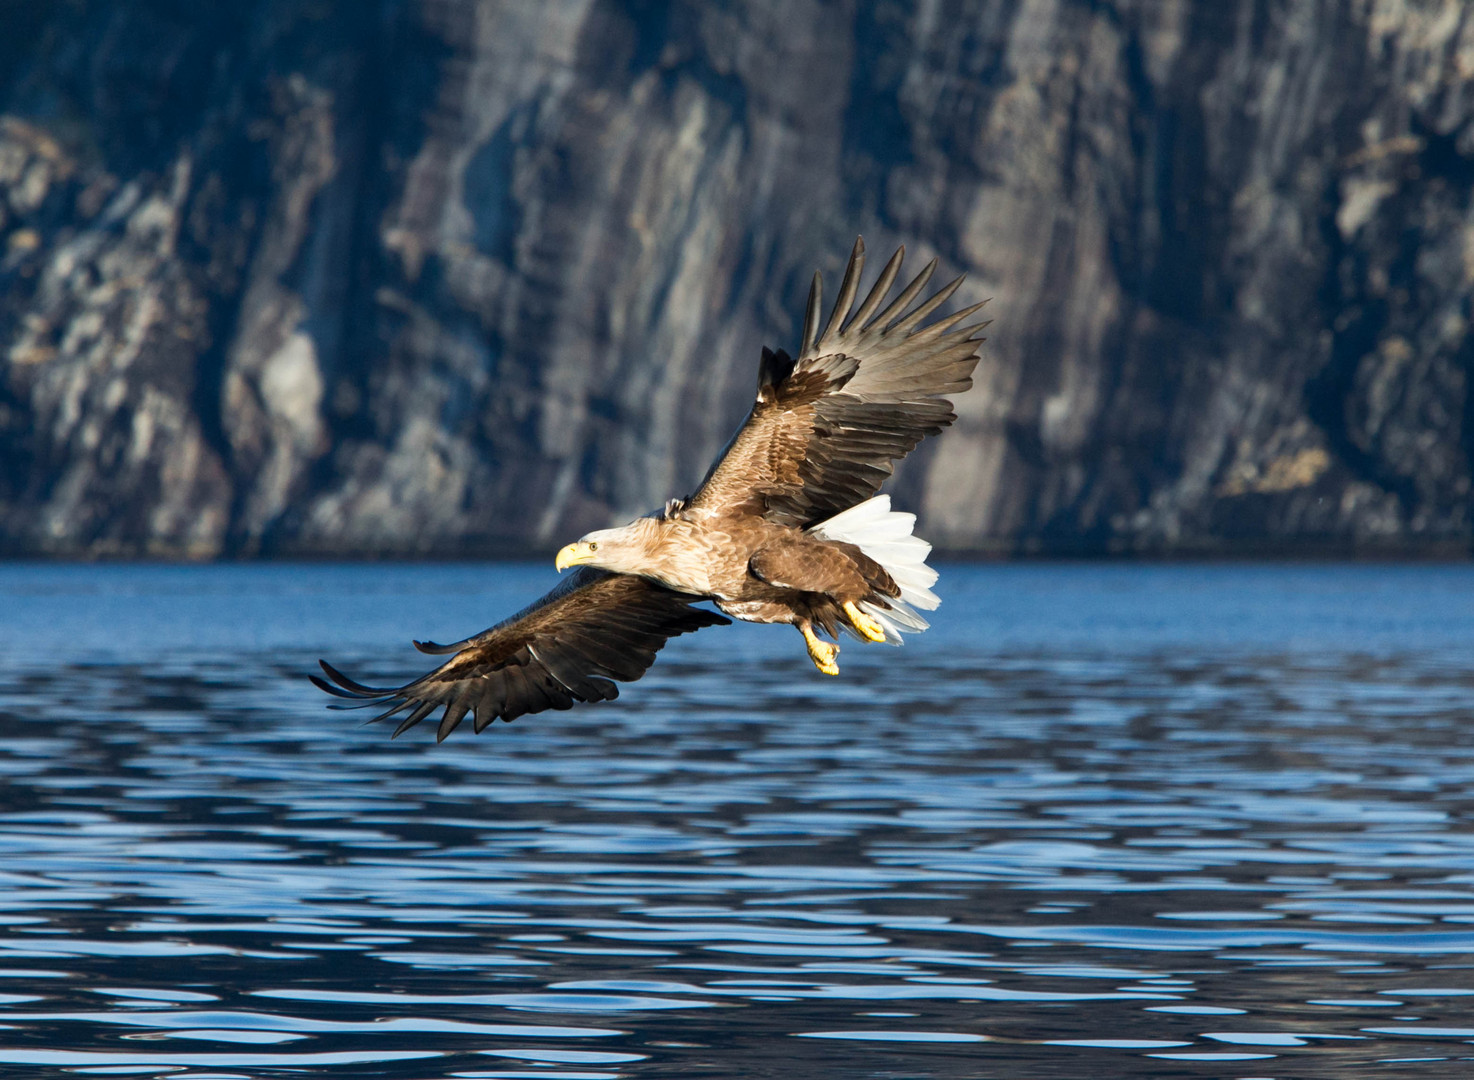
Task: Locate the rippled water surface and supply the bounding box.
[1,562,1473,1078]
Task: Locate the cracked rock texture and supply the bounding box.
[1,0,1471,556]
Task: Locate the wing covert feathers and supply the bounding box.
[313,568,729,742]
[690,237,988,527]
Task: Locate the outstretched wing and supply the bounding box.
[686,238,988,527]
[312,568,730,742]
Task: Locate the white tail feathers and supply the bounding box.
[808,495,939,644]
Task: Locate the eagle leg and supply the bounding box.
[842,600,887,643]
[799,621,841,676]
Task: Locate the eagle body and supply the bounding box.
[315,239,989,741]
[585,510,900,638]
[580,512,890,609]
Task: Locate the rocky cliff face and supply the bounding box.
[1,0,1470,556]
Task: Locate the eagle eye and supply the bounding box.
[588,542,599,551]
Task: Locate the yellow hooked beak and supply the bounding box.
[554,541,598,572]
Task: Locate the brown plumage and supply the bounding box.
[313,568,727,741]
[315,238,988,740]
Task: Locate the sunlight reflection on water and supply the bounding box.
[0,563,1471,1077]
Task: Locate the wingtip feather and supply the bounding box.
[851,245,906,332]
[875,256,938,331]
[310,673,363,700]
[318,659,385,696]
[821,237,866,344]
[803,271,822,353]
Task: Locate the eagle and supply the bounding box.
[314,238,988,741]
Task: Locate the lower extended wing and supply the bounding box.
[312,568,729,742]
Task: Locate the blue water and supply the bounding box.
[0,562,1472,1078]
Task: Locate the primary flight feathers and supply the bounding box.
[316,238,988,741]
[689,243,987,527]
[312,569,727,742]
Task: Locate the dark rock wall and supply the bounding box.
[1,0,1470,556]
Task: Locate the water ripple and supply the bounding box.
[0,563,1471,1077]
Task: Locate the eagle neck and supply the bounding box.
[634,517,717,597]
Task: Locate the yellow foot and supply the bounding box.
[800,624,840,676]
[843,600,887,643]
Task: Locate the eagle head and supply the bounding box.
[554,519,659,575]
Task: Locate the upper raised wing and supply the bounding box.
[312,568,729,742]
[686,238,988,527]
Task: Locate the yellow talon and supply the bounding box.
[843,601,887,643]
[800,623,840,676]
